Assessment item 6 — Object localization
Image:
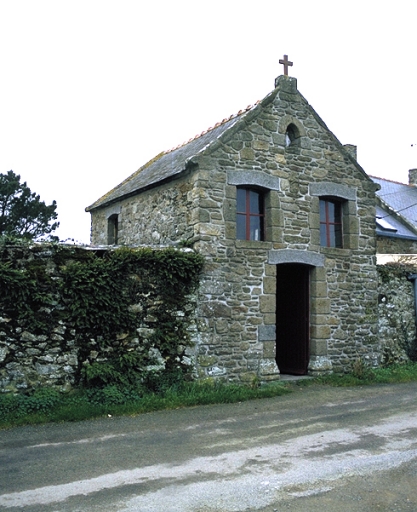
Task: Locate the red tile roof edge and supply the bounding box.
[164,101,260,154]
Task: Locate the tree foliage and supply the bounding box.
[0,170,59,240]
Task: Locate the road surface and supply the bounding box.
[0,382,416,511]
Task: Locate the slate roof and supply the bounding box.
[85,104,258,212]
[372,176,417,240]
[375,204,417,240]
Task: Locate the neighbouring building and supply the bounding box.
[372,171,417,255]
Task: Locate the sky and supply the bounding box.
[0,1,416,243]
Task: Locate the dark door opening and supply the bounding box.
[276,263,310,375]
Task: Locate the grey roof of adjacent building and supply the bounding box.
[375,204,417,240]
[372,176,417,240]
[372,176,417,228]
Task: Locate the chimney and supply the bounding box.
[343,144,357,160]
[409,169,417,186]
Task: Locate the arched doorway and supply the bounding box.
[276,263,310,375]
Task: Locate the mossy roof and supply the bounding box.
[85,106,257,212]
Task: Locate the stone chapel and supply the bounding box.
[86,69,381,381]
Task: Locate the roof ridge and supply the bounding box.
[164,101,260,154]
[370,175,409,187]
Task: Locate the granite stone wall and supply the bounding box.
[1,244,416,393]
[377,235,417,254]
[90,171,197,246]
[86,76,387,382]
[378,265,417,363]
[188,77,380,379]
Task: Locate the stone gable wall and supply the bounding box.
[189,79,380,379]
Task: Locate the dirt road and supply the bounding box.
[0,382,416,511]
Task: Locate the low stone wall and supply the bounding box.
[377,236,417,254]
[0,243,201,394]
[1,243,416,394]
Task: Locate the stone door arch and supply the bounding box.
[268,250,332,375]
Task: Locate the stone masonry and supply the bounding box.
[87,75,381,382]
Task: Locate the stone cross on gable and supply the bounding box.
[279,54,293,76]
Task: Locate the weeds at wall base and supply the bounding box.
[0,380,291,429]
[1,362,417,430]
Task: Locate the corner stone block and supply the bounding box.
[262,340,276,358]
[311,281,328,299]
[260,295,276,314]
[263,276,276,294]
[258,324,276,341]
[259,359,280,379]
[311,324,331,339]
[309,339,328,357]
[310,298,331,314]
[308,355,333,374]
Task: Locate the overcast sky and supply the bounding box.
[1,1,416,243]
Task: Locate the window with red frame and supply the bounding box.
[236,187,265,241]
[320,198,343,248]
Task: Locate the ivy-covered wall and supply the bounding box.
[378,264,417,364]
[0,243,203,393]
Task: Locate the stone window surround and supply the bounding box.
[309,182,358,251]
[279,116,307,152]
[227,170,280,242]
[106,205,121,245]
[107,214,119,245]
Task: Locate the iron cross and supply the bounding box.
[279,54,293,76]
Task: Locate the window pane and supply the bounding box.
[249,190,260,214]
[327,202,335,222]
[320,224,327,246]
[319,199,343,248]
[250,216,261,241]
[237,188,246,213]
[236,213,246,240]
[334,203,342,224]
[329,225,336,247]
[334,224,343,247]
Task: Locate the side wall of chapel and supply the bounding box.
[89,170,197,246]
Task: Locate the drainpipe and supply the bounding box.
[406,274,417,326]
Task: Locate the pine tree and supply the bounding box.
[0,170,59,240]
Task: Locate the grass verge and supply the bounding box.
[1,362,417,430]
[0,380,291,430]
[312,361,417,387]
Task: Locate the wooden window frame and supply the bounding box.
[236,187,265,241]
[319,198,343,248]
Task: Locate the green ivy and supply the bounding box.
[0,245,204,390]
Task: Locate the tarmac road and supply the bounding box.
[0,382,416,512]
